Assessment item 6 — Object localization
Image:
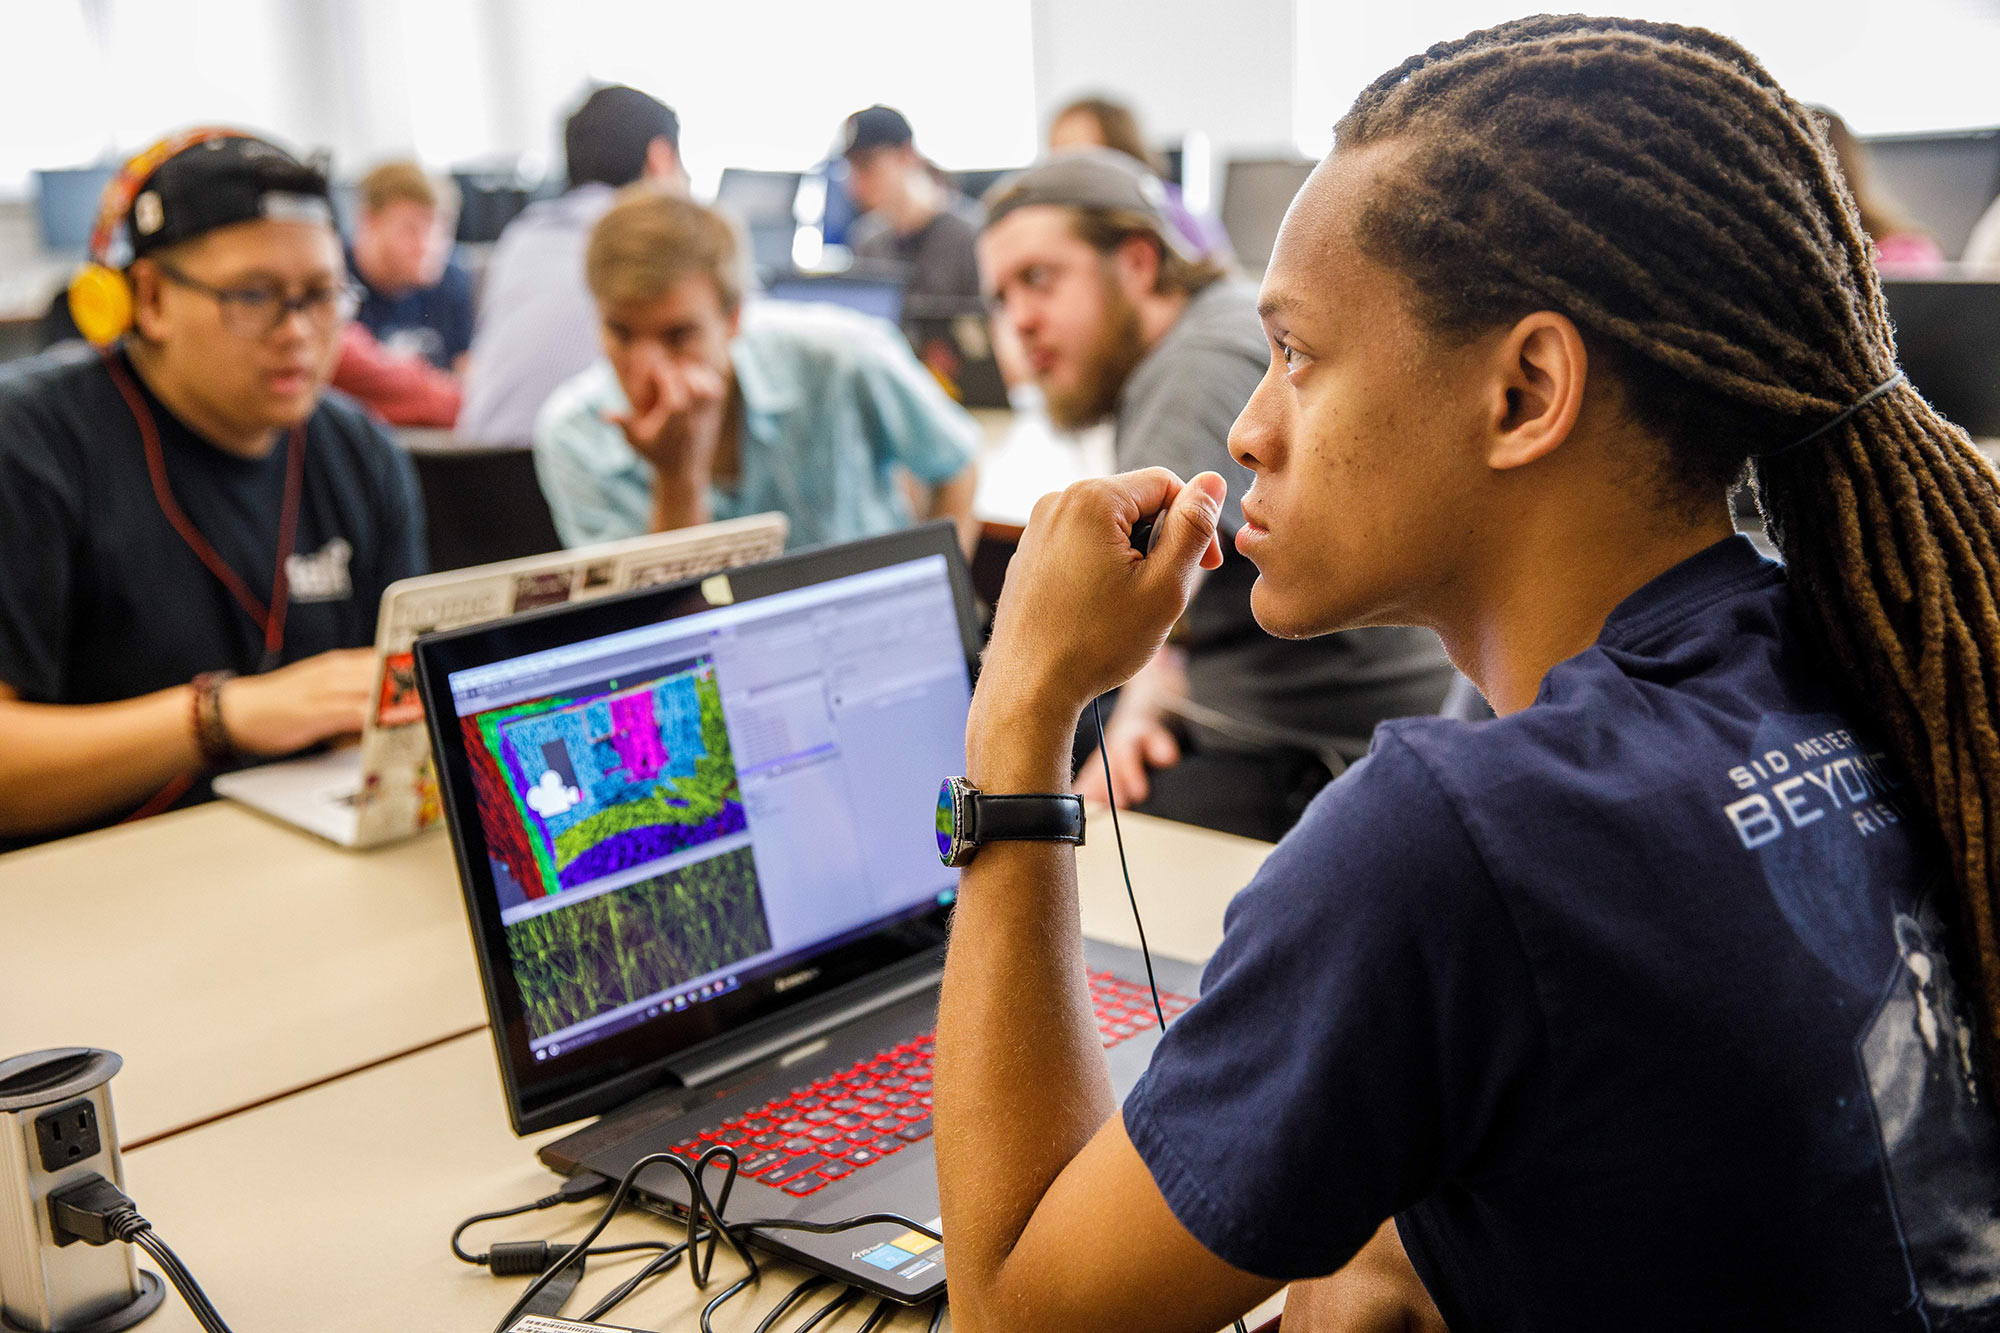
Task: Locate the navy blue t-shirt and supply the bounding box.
[350,246,474,369]
[1124,536,2000,1329]
[0,345,427,840]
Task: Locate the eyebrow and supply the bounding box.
[1257,292,1308,322]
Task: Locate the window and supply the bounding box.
[1293,0,2000,155]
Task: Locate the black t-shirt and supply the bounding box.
[0,345,426,833]
[1124,537,2000,1329]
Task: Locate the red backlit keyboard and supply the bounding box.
[673,970,1195,1197]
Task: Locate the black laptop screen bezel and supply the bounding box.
[415,524,982,1135]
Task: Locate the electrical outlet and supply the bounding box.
[35,1099,101,1173]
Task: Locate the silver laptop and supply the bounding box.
[213,515,789,847]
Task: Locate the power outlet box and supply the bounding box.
[35,1098,102,1173]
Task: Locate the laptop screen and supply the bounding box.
[418,527,978,1132]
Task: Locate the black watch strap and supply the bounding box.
[971,792,1085,845]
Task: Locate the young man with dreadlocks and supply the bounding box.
[927,16,2000,1332]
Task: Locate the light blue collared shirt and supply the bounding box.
[532,301,979,549]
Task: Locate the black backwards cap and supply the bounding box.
[126,135,333,262]
[981,148,1201,261]
[842,105,915,158]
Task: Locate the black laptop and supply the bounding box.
[415,524,1200,1302]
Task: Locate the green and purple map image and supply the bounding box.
[461,658,774,1038]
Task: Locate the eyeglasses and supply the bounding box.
[155,261,359,339]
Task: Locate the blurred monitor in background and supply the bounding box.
[1047,94,1227,259]
[714,168,803,281]
[456,84,686,447]
[33,166,118,256]
[1217,156,1316,275]
[1815,107,1945,269]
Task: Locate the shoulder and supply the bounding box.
[0,345,114,489]
[533,363,628,460]
[308,388,418,498]
[1126,281,1265,400]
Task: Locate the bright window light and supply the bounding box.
[1294,0,2000,157]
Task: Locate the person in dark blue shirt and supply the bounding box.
[347,160,473,371]
[928,17,2000,1332]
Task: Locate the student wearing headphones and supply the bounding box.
[0,131,426,847]
[932,18,2000,1331]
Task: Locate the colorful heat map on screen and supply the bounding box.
[461,657,748,899]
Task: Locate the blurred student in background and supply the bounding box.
[347,160,471,370]
[840,105,985,384]
[534,186,979,552]
[1048,93,1230,261]
[334,160,468,427]
[1816,108,1944,268]
[979,151,1453,841]
[457,85,688,446]
[0,132,426,847]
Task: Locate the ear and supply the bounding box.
[1111,233,1162,302]
[1482,311,1587,472]
[724,301,743,341]
[645,137,683,186]
[127,259,170,342]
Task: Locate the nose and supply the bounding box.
[1228,358,1289,475]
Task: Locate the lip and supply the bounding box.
[266,367,313,393]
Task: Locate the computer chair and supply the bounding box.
[405,441,564,572]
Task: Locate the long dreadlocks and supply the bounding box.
[1334,15,2000,1077]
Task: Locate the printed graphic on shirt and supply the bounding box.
[1860,895,2000,1323]
[1732,712,2000,1323]
[286,537,354,603]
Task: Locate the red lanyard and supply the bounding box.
[105,351,309,823]
[102,351,307,670]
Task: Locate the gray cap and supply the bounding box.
[981,148,1200,260]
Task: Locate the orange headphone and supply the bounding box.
[67,127,248,346]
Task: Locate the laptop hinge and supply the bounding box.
[666,954,943,1091]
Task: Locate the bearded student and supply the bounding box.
[979,150,1453,842]
[932,16,2000,1333]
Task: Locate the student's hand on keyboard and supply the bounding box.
[219,648,375,757]
[981,468,1224,730]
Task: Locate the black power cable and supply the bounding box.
[45,1173,233,1333]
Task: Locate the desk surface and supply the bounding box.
[2,799,1267,1149]
[121,1026,1282,1331]
[98,810,1273,1330]
[0,805,482,1145]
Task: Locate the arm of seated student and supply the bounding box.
[0,650,376,838]
[1074,642,1190,808]
[1283,1221,1448,1333]
[936,468,1278,1332]
[921,459,980,555]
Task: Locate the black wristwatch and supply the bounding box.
[935,776,1085,867]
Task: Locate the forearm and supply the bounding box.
[0,688,200,836]
[648,473,711,533]
[924,464,980,555]
[934,684,1112,1323]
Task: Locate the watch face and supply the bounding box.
[936,778,957,864]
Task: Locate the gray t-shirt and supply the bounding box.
[1114,280,1454,756]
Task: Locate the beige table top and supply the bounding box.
[0,804,482,1146]
[2,798,1268,1150]
[106,812,1275,1331]
[121,1027,1283,1332]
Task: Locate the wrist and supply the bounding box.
[966,685,1077,793]
[190,671,239,770]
